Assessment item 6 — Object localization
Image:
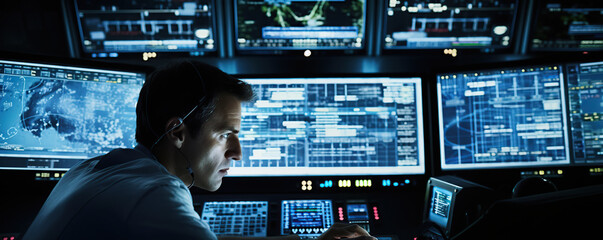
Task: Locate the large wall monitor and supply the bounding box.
[74,0,216,58]
[383,0,517,50]
[235,0,366,51]
[566,61,603,164]
[531,1,603,51]
[0,59,145,170]
[230,77,425,176]
[437,65,570,170]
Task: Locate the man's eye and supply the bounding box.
[220,133,230,139]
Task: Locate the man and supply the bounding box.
[22,61,375,240]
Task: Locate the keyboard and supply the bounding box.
[201,201,268,237]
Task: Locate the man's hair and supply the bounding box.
[135,60,254,149]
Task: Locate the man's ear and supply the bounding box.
[164,117,186,149]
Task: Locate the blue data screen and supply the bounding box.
[428,186,453,229]
[0,60,144,170]
[281,200,333,237]
[437,66,570,169]
[229,77,425,176]
[567,61,603,164]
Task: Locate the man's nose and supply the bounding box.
[225,135,242,161]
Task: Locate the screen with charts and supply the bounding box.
[235,0,366,50]
[74,0,216,57]
[567,61,603,164]
[281,200,333,237]
[229,77,425,176]
[383,0,516,49]
[437,65,570,170]
[201,201,268,237]
[531,1,603,51]
[0,60,145,170]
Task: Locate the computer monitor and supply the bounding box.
[530,1,603,51]
[281,199,333,237]
[383,0,517,50]
[0,59,145,170]
[235,0,366,51]
[437,65,571,170]
[73,0,216,58]
[229,77,425,176]
[566,61,603,164]
[423,176,494,238]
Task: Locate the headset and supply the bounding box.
[145,61,208,188]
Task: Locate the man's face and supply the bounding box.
[181,93,242,192]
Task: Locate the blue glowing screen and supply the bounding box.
[437,65,570,169]
[230,77,425,176]
[0,60,144,170]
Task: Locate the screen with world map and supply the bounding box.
[0,60,145,170]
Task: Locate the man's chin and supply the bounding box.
[205,180,222,192]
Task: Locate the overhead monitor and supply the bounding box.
[530,1,603,51]
[437,65,570,170]
[0,59,145,170]
[383,0,517,50]
[73,0,216,58]
[566,61,603,164]
[235,0,366,51]
[230,77,425,176]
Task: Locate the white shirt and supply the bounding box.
[22,145,217,240]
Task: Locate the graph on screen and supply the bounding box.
[74,0,215,57]
[235,0,366,50]
[567,61,603,164]
[229,77,425,176]
[384,0,516,49]
[0,60,144,170]
[437,65,570,169]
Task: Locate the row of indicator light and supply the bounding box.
[590,168,603,173]
[338,207,345,221]
[373,206,380,220]
[35,172,65,181]
[382,179,411,187]
[302,179,412,190]
[520,169,564,177]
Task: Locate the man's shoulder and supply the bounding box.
[64,148,185,194]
